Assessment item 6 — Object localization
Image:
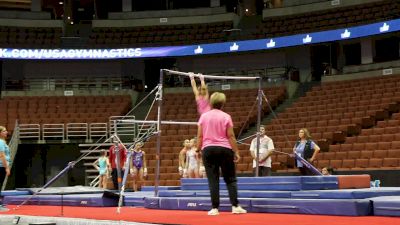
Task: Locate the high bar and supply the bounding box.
[163,69,260,80]
[117,119,198,125]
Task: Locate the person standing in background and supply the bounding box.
[293,128,320,175]
[109,140,127,190]
[92,150,111,189]
[0,126,11,211]
[249,125,275,176]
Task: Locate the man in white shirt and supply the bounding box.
[249,125,275,176]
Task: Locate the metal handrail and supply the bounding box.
[89,123,108,140]
[19,124,40,140]
[66,123,88,140]
[42,123,65,140]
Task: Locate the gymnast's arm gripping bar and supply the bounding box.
[163,69,260,80]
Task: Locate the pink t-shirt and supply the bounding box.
[198,109,233,150]
[196,96,211,115]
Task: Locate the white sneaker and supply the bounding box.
[232,205,247,214]
[207,208,219,216]
[0,206,9,212]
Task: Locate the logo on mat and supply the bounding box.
[187,202,197,207]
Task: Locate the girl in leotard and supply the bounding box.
[93,150,110,189]
[185,138,200,178]
[130,142,147,191]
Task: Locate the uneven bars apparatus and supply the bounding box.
[159,69,264,188]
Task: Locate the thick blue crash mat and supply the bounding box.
[16,186,108,195]
[1,190,31,196]
[251,198,371,216]
[3,193,119,207]
[291,187,400,199]
[144,197,252,212]
[158,190,291,198]
[181,177,302,191]
[123,191,154,207]
[301,176,338,190]
[141,186,180,191]
[145,197,371,216]
[371,196,400,216]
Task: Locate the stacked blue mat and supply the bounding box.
[1,186,120,207]
[143,176,400,216]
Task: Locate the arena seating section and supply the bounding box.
[0,95,132,133]
[265,75,400,173]
[249,0,400,40]
[0,26,62,48]
[88,21,233,48]
[87,0,399,48]
[139,86,287,186]
[1,1,398,48]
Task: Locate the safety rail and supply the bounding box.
[19,124,41,140]
[66,123,88,140]
[109,116,136,139]
[43,124,65,140]
[89,123,108,140]
[18,122,109,142]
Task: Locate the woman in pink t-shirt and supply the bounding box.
[190,73,211,115]
[197,92,247,216]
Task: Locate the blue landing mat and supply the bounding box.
[301,176,338,190]
[123,191,154,207]
[3,193,119,207]
[144,197,371,216]
[158,188,400,199]
[141,186,180,191]
[158,190,292,198]
[181,177,303,191]
[292,187,400,199]
[251,198,371,216]
[1,190,31,196]
[371,196,400,216]
[16,186,108,195]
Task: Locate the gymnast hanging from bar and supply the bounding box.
[189,72,211,115]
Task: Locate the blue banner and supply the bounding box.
[0,19,398,60]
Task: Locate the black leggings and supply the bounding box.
[202,146,239,209]
[111,168,124,190]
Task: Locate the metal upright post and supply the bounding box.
[255,77,263,177]
[154,69,164,196]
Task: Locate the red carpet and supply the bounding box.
[1,205,400,225]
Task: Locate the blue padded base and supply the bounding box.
[371,196,400,216]
[123,191,154,207]
[158,188,400,199]
[181,177,303,191]
[141,186,180,191]
[158,190,291,198]
[3,193,118,207]
[292,187,400,199]
[144,197,371,216]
